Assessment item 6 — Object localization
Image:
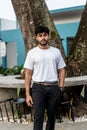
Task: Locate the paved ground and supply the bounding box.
[0,121,87,130]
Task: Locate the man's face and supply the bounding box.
[35,32,49,46]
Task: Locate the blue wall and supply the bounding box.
[56,22,80,56]
[0,29,25,68]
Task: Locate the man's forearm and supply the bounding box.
[24,69,33,107]
[58,68,65,87]
[25,79,31,96]
[25,69,32,96]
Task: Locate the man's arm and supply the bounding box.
[57,68,65,88]
[25,68,33,107]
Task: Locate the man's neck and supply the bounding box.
[38,44,50,50]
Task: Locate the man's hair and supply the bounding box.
[35,26,49,36]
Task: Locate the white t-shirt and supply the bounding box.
[24,46,66,82]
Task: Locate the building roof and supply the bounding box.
[50,5,85,14]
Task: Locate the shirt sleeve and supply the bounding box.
[24,51,34,70]
[57,50,66,69]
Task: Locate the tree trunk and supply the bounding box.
[66,2,87,77]
[65,2,87,117]
[11,0,65,57]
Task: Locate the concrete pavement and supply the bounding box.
[0,121,87,130]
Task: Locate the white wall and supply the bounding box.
[6,42,17,68]
[52,9,83,24]
[1,19,17,31]
[46,0,86,10]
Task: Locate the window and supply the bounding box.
[67,37,74,55]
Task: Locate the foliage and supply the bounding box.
[0,65,23,76]
[0,66,6,74]
[14,108,22,119]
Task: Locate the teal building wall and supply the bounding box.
[0,29,25,68]
[56,22,80,56]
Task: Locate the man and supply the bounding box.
[24,25,66,130]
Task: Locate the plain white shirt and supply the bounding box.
[24,46,66,82]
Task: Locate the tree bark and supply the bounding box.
[66,2,87,77]
[11,0,65,57]
[64,2,87,117]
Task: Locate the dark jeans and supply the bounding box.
[32,83,61,130]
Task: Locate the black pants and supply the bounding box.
[32,83,61,130]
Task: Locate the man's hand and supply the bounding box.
[26,95,33,107]
[60,87,64,92]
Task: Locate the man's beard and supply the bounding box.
[39,41,48,46]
